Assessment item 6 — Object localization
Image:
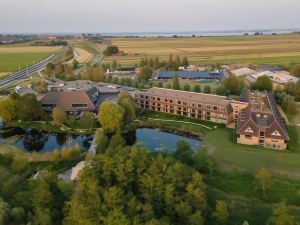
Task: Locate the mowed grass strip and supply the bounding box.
[100,35,300,67]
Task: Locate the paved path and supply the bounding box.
[137,117,213,130]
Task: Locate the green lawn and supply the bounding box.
[0,53,52,73]
[139,111,300,179]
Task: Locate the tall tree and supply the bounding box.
[255,168,272,197]
[117,92,136,123]
[172,74,180,90]
[251,75,273,91]
[98,102,124,134]
[212,200,229,225]
[52,107,66,125]
[266,202,296,225]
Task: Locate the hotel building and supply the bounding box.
[135,88,289,150]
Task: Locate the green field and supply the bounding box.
[100,35,300,67]
[0,46,61,73]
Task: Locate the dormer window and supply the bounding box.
[271,130,281,136]
[245,127,254,133]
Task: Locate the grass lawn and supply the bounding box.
[100,35,300,67]
[139,111,300,179]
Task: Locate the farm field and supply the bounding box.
[0,45,61,73]
[100,34,300,67]
[66,48,92,64]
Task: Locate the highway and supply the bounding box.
[0,46,67,88]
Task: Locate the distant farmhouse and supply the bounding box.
[135,88,289,150]
[155,70,224,81]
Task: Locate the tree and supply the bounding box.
[80,112,96,129]
[267,202,296,225]
[0,197,10,225]
[251,75,273,91]
[11,207,26,225]
[193,85,201,93]
[117,92,136,123]
[172,74,180,90]
[212,200,229,225]
[174,140,194,165]
[64,177,103,225]
[255,168,272,197]
[138,66,153,81]
[221,75,245,95]
[104,46,119,56]
[182,57,189,67]
[98,102,124,134]
[112,60,118,72]
[103,210,129,225]
[0,94,18,122]
[95,129,109,153]
[203,85,211,94]
[17,94,45,121]
[153,56,160,69]
[51,148,60,161]
[55,63,64,75]
[52,107,66,125]
[290,64,300,77]
[72,59,79,70]
[183,84,191,91]
[109,131,126,148]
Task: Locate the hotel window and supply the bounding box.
[170,100,173,103]
[198,104,202,108]
[165,99,168,102]
[256,114,261,118]
[170,110,174,113]
[151,97,155,100]
[183,108,187,112]
[178,101,181,105]
[157,98,161,101]
[213,106,218,110]
[245,135,252,139]
[157,107,161,111]
[207,105,211,110]
[158,103,161,107]
[140,95,144,99]
[151,106,155,110]
[152,103,155,106]
[183,102,187,106]
[145,96,149,99]
[72,104,87,108]
[183,112,187,116]
[178,107,182,111]
[192,103,195,107]
[145,101,149,105]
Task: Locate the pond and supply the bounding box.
[0,127,201,153]
[0,127,94,153]
[134,128,201,153]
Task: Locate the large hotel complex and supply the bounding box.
[135,88,289,150]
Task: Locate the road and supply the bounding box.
[0,46,67,88]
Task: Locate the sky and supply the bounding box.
[1,0,300,33]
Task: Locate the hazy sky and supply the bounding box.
[1,0,300,33]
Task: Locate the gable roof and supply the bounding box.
[41,89,99,111]
[237,91,289,140]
